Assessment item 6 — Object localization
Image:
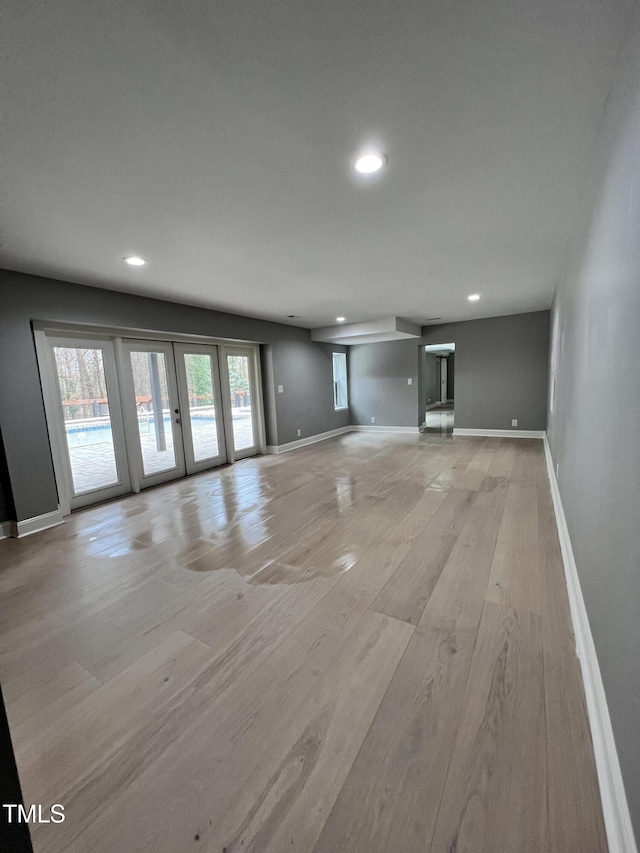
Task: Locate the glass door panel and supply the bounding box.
[122,341,186,488]
[225,350,258,457]
[129,350,176,475]
[174,344,227,474]
[49,338,130,509]
[185,353,218,460]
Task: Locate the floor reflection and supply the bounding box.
[421,402,454,435]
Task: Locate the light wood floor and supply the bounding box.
[0,433,606,852]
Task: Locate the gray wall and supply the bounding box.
[547,5,640,838]
[0,269,348,522]
[349,340,419,428]
[350,311,549,430]
[266,337,347,444]
[423,352,439,409]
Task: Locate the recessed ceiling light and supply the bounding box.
[336,316,346,322]
[124,256,147,266]
[468,294,480,301]
[354,152,386,174]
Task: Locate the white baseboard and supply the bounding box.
[266,426,350,455]
[453,428,545,439]
[267,424,424,453]
[0,520,11,540]
[424,402,441,411]
[350,425,419,433]
[543,435,637,853]
[9,507,65,538]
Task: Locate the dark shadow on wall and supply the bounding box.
[447,351,455,399]
[0,429,16,524]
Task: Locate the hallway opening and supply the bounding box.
[420,343,455,435]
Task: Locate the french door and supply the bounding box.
[38,331,262,513]
[224,347,260,460]
[121,340,188,489]
[47,337,132,510]
[174,343,227,474]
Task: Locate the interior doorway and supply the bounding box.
[36,327,264,514]
[421,342,455,434]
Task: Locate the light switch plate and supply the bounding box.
[277,385,284,393]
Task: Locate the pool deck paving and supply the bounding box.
[68,416,254,495]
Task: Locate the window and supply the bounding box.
[332,352,348,410]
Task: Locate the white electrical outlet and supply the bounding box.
[512,419,518,427]
[297,429,301,437]
[277,384,284,393]
[407,378,413,385]
[371,416,376,424]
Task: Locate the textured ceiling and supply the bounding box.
[1,0,632,328]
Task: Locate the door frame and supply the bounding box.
[34,322,266,515]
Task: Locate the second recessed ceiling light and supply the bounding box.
[354,152,386,174]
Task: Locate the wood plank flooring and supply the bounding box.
[0,433,606,852]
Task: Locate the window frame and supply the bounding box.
[332,351,349,411]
